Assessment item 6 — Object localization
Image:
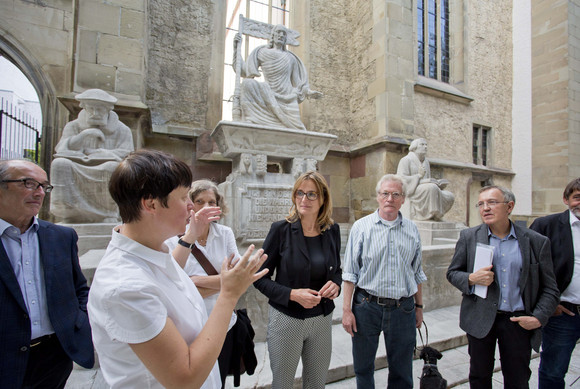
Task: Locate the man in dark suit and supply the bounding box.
[530,177,580,389]
[0,159,94,388]
[447,185,559,389]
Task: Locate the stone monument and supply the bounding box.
[50,89,134,223]
[232,16,322,130]
[217,15,333,245]
[397,138,462,245]
[212,16,335,341]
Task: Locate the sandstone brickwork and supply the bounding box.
[0,0,575,226]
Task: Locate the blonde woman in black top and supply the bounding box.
[254,171,342,389]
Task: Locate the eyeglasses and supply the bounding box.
[475,200,509,209]
[1,178,54,193]
[379,191,403,200]
[295,190,319,201]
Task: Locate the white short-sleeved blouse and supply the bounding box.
[88,228,221,389]
[166,222,240,329]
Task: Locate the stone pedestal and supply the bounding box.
[211,120,337,246]
[211,120,337,341]
[413,220,466,246]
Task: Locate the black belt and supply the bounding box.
[496,310,526,316]
[356,288,410,306]
[561,301,580,315]
[30,333,56,348]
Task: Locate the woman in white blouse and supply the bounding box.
[167,180,240,387]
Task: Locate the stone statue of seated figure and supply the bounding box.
[50,89,134,223]
[397,138,455,221]
[233,23,322,130]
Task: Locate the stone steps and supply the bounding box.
[60,223,115,257]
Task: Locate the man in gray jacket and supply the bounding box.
[447,185,558,389]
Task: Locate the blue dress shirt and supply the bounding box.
[0,217,54,339]
[489,223,525,312]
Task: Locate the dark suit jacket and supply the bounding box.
[530,210,575,294]
[254,220,342,319]
[0,220,94,388]
[446,222,559,351]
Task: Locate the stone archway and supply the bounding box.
[0,29,64,220]
[0,28,61,173]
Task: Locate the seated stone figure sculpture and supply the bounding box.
[233,24,322,130]
[50,89,134,223]
[397,138,454,221]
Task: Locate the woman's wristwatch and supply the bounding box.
[415,304,423,309]
[177,238,194,249]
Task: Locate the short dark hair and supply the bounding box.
[109,149,192,223]
[564,178,580,200]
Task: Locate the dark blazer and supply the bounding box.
[0,220,94,389]
[446,222,559,351]
[530,210,575,294]
[254,220,342,319]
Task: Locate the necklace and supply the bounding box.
[197,232,209,246]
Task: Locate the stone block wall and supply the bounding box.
[0,0,73,95]
[75,0,146,96]
[4,0,570,226]
[531,0,580,215]
[146,0,225,137]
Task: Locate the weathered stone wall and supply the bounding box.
[146,0,224,135]
[0,0,75,167]
[531,0,580,215]
[0,0,72,95]
[569,1,580,185]
[293,0,374,145]
[412,0,514,224]
[75,0,146,96]
[4,0,573,226]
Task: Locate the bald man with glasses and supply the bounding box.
[0,159,94,388]
[447,185,559,388]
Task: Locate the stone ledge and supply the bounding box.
[414,76,474,104]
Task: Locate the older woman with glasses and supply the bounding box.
[254,171,342,389]
[166,179,240,388]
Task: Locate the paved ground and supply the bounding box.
[65,304,580,388]
[327,345,580,388]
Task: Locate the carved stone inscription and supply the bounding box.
[240,185,292,242]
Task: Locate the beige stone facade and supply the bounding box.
[0,0,577,224]
[531,0,580,216]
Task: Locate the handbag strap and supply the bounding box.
[190,244,219,276]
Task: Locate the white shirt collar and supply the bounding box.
[109,226,181,281]
[570,210,580,226]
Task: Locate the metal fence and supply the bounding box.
[0,98,41,162]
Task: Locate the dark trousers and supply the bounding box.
[218,327,235,389]
[22,334,73,389]
[539,311,580,389]
[467,312,533,389]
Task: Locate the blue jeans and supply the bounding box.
[539,313,580,389]
[351,290,416,389]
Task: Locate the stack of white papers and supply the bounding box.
[473,243,495,298]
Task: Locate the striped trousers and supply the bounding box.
[267,306,333,389]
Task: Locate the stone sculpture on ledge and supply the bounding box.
[397,138,455,221]
[50,89,134,223]
[232,16,322,130]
